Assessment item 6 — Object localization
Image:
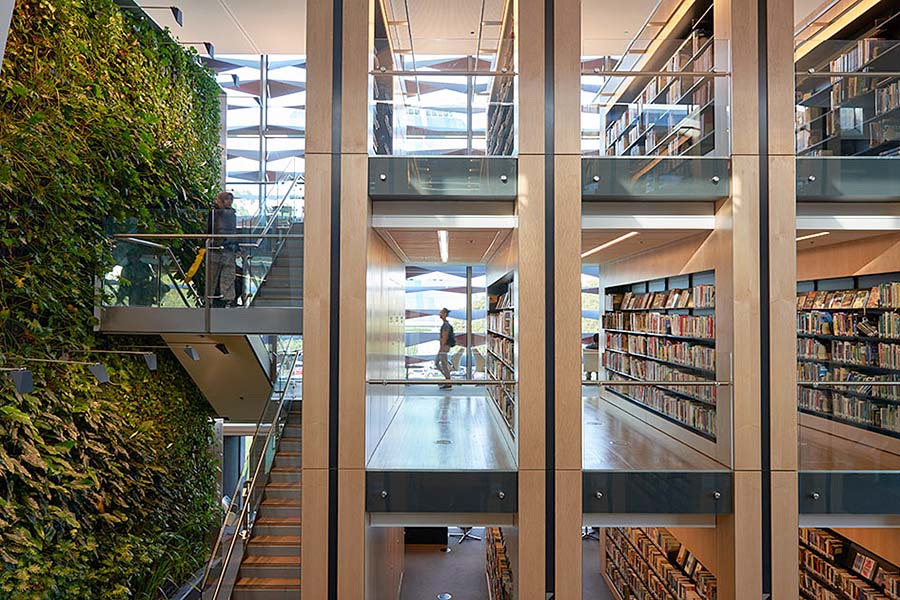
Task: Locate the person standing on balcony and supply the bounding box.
[435,307,456,390]
[207,191,238,307]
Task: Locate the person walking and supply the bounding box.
[435,307,456,390]
[207,191,239,307]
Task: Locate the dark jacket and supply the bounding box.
[208,207,238,251]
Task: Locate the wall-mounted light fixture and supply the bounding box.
[120,5,183,26]
[10,357,111,384]
[1,368,33,394]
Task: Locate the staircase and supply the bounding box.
[251,222,303,308]
[232,404,302,599]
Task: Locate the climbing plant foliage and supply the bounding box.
[0,0,223,597]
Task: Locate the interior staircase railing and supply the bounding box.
[102,169,304,312]
[200,348,302,599]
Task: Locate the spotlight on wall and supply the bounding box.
[215,343,230,355]
[172,41,215,58]
[88,363,111,384]
[183,346,201,361]
[796,231,830,242]
[2,368,33,395]
[120,6,183,27]
[581,231,639,259]
[438,230,449,263]
[143,352,158,371]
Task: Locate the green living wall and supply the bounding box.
[0,0,223,597]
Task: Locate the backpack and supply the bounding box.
[445,323,457,348]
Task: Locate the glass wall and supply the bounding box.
[371,0,515,155]
[404,265,486,380]
[212,55,306,221]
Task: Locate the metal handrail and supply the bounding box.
[202,350,302,597]
[367,379,515,385]
[582,380,732,387]
[240,172,304,251]
[120,236,202,306]
[797,381,900,387]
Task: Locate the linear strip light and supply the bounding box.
[796,231,830,242]
[438,230,449,263]
[581,231,639,259]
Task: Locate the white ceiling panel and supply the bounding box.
[137,0,307,54]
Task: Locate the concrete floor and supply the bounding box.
[397,527,615,599]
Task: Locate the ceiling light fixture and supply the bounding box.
[438,230,449,263]
[183,346,201,361]
[796,231,830,242]
[581,231,639,259]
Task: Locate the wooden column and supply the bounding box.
[337,0,373,598]
[302,0,335,596]
[719,0,797,598]
[516,0,547,597]
[553,0,583,599]
[765,0,799,597]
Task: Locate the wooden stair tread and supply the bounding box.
[256,517,301,525]
[266,481,301,488]
[243,555,300,566]
[249,535,302,545]
[261,498,302,506]
[234,577,301,590]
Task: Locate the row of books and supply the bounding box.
[797,311,898,338]
[643,109,715,157]
[487,384,515,428]
[485,528,513,600]
[799,387,900,433]
[488,335,514,366]
[797,362,900,402]
[605,535,667,600]
[800,529,900,600]
[490,290,514,311]
[609,285,716,312]
[798,339,900,372]
[801,547,889,600]
[605,29,714,152]
[603,311,716,339]
[605,369,716,435]
[643,528,717,600]
[488,310,514,338]
[871,121,900,148]
[606,333,716,372]
[875,81,900,118]
[604,353,718,405]
[798,284,900,311]
[607,527,716,600]
[828,39,896,77]
[801,528,844,561]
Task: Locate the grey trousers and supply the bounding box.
[208,249,236,304]
[435,351,451,380]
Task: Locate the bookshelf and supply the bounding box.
[601,271,718,440]
[796,275,900,438]
[485,527,513,600]
[794,7,900,157]
[487,273,516,439]
[601,0,719,157]
[800,528,900,600]
[603,527,717,600]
